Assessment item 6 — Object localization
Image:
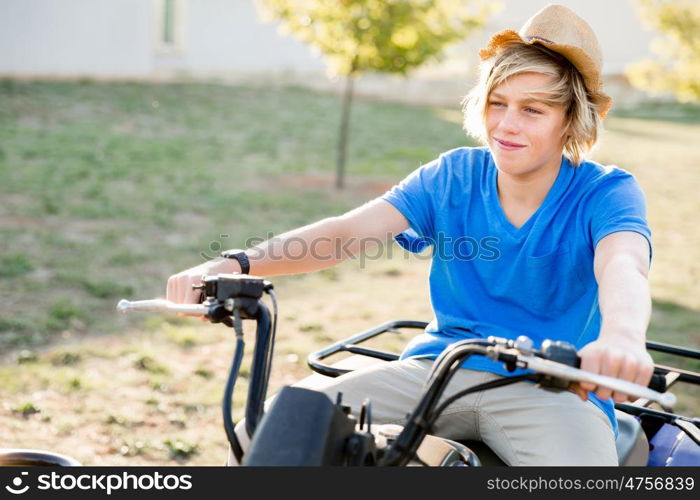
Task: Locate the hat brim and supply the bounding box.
[479,30,612,119]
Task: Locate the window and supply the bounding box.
[154,0,186,55]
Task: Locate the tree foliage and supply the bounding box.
[255,0,491,76]
[255,0,492,188]
[626,0,700,102]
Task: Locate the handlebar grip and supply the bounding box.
[577,356,667,393]
[648,373,666,393]
[544,345,667,393]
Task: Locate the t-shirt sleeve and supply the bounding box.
[589,172,653,262]
[380,157,445,254]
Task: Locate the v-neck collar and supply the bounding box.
[486,154,572,238]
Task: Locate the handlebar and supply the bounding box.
[119,296,675,408]
[380,337,677,466]
[519,353,676,408]
[117,275,680,467]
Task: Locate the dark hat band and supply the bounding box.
[525,35,555,44]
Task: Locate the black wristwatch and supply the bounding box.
[220,249,250,275]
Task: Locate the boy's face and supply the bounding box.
[485,72,568,178]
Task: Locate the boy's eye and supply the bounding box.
[488,101,505,107]
[525,107,543,115]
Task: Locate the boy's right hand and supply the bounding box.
[166,257,240,318]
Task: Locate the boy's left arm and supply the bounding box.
[572,231,655,403]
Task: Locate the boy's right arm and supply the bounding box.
[166,198,409,305]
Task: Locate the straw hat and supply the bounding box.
[479,4,612,118]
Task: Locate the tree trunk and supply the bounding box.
[335,72,355,190]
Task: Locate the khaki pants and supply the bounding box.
[230,358,618,466]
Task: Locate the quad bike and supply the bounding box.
[2,273,698,466]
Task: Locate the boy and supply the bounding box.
[167,5,653,465]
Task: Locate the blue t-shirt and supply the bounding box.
[381,147,652,436]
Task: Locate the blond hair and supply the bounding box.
[462,42,602,166]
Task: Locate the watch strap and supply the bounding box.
[220,249,250,275]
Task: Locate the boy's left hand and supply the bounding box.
[569,334,654,403]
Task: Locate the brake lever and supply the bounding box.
[117,299,210,316]
[518,354,677,409]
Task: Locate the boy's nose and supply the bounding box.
[498,109,521,135]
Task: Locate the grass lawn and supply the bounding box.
[0,80,698,465]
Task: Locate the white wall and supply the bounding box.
[0,0,657,94]
[0,0,153,77]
